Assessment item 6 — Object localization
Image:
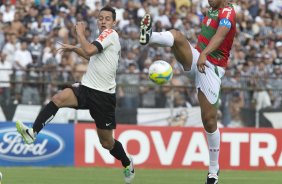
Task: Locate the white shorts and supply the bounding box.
[185,44,225,104]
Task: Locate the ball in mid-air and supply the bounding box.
[148,60,173,85]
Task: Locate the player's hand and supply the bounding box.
[197,53,208,74]
[75,21,86,36]
[57,42,76,54]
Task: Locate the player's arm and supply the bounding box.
[197,18,231,73]
[75,22,99,57]
[57,42,90,60]
[72,47,90,60]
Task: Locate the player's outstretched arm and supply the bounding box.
[57,42,90,60]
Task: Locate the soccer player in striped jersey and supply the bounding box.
[16,6,135,184]
[140,0,236,183]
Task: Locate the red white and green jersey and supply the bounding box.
[196,4,236,67]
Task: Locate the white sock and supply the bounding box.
[150,31,174,47]
[206,128,220,174]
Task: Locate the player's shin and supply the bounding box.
[206,128,220,174]
[150,31,174,47]
[32,101,59,134]
[109,139,130,167]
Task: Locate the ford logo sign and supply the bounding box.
[0,128,64,162]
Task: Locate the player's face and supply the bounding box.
[208,0,225,9]
[97,10,116,32]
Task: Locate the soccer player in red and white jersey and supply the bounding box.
[139,0,236,183]
[16,6,135,184]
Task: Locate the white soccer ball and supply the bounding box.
[148,60,173,85]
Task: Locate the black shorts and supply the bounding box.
[71,83,116,130]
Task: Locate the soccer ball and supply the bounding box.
[148,60,173,85]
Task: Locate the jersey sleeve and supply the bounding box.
[219,6,236,25]
[92,29,115,53]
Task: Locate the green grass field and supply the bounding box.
[0,167,281,184]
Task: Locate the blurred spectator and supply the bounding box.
[87,9,100,39]
[114,0,126,24]
[0,52,12,106]
[139,58,158,108]
[252,88,272,114]
[125,0,138,20]
[0,1,15,23]
[76,0,90,20]
[117,9,130,30]
[148,0,161,18]
[122,16,139,39]
[137,1,149,20]
[42,46,58,82]
[248,0,260,19]
[22,5,38,27]
[169,13,183,29]
[221,69,242,127]
[153,7,171,29]
[42,8,54,33]
[2,33,19,64]
[13,40,33,104]
[229,91,244,127]
[28,16,48,41]
[276,42,282,63]
[155,84,172,108]
[53,7,69,29]
[57,54,74,87]
[118,62,140,109]
[0,12,5,49]
[239,63,253,108]
[42,46,60,104]
[86,0,102,12]
[28,35,43,63]
[268,0,282,15]
[21,57,41,105]
[10,11,26,37]
[269,65,282,109]
[0,13,4,32]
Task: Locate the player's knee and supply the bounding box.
[51,89,73,107]
[202,113,217,132]
[170,29,185,43]
[100,140,114,150]
[51,94,65,107]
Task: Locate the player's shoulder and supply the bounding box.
[220,4,236,14]
[97,29,119,42]
[218,4,236,20]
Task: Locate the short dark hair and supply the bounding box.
[100,5,116,21]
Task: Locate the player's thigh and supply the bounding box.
[51,88,78,107]
[170,29,193,70]
[88,89,116,129]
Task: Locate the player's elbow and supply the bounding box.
[84,48,97,57]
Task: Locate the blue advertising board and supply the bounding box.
[0,122,74,166]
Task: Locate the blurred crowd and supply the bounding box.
[0,0,281,127]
